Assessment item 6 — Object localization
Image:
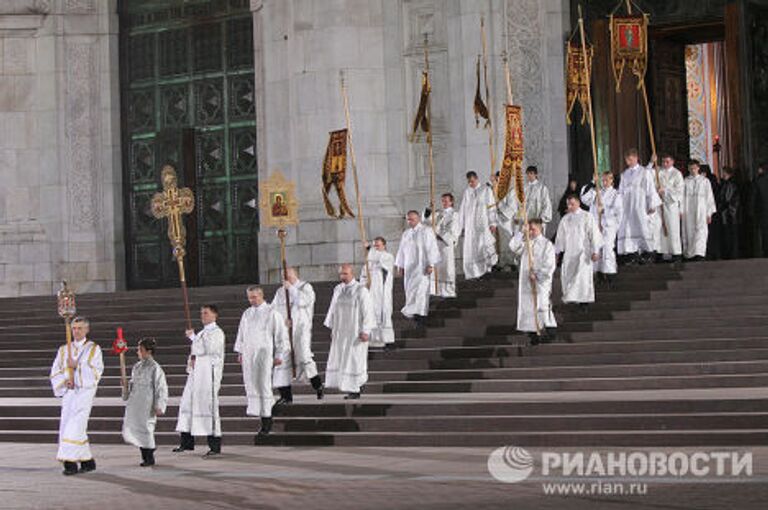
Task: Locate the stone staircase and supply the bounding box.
[0,259,767,447]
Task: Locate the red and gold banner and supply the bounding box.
[566,40,593,125]
[322,129,355,219]
[609,14,649,92]
[497,104,524,203]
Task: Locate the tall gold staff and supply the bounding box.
[56,281,76,385]
[151,165,195,331]
[339,71,371,288]
[277,229,297,378]
[423,34,439,294]
[577,5,604,231]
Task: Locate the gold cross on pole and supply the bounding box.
[151,165,195,330]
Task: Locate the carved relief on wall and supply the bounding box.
[65,0,95,13]
[66,40,101,230]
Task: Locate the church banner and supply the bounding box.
[410,71,431,141]
[498,104,525,203]
[609,14,649,92]
[322,129,355,219]
[473,55,490,128]
[566,40,593,125]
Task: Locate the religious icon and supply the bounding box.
[260,170,299,228]
[271,192,289,217]
[609,14,649,91]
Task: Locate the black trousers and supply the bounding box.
[180,432,221,453]
[721,224,740,260]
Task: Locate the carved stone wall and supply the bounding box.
[0,0,123,297]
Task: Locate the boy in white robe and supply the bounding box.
[395,210,441,324]
[524,166,553,233]
[271,269,323,404]
[617,148,662,264]
[236,287,290,437]
[425,193,461,298]
[458,171,498,279]
[581,171,624,286]
[657,154,685,262]
[555,195,603,310]
[122,337,168,467]
[174,304,225,456]
[49,316,103,476]
[324,264,376,399]
[361,237,396,349]
[683,159,717,260]
[510,219,557,345]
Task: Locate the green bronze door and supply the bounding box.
[120,0,259,289]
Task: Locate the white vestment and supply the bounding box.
[525,179,553,231]
[234,304,289,418]
[510,233,557,332]
[430,207,460,297]
[458,184,498,279]
[495,191,521,268]
[617,163,662,254]
[176,323,225,436]
[122,358,168,449]
[395,223,441,318]
[324,280,376,393]
[50,339,103,462]
[683,174,717,258]
[581,185,624,274]
[272,281,316,382]
[360,249,395,346]
[658,166,685,255]
[555,208,603,303]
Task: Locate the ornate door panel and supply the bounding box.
[120,1,258,289]
[649,38,690,162]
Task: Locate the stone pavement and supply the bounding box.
[3,443,768,510]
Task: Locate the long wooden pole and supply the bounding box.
[423,35,439,294]
[577,5,604,232]
[339,71,372,288]
[278,228,296,378]
[480,16,496,185]
[176,258,193,331]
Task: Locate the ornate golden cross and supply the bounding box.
[151,165,195,329]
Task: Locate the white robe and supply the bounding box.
[458,184,498,279]
[658,166,684,256]
[525,179,553,230]
[395,223,441,318]
[683,174,717,258]
[50,338,103,462]
[555,208,603,303]
[617,163,662,254]
[234,304,289,418]
[122,358,168,449]
[176,323,225,436]
[581,185,623,274]
[272,281,316,382]
[510,233,557,332]
[324,280,376,393]
[360,249,395,346]
[430,207,460,297]
[495,191,521,268]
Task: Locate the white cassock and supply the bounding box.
[581,185,623,274]
[234,304,289,418]
[510,233,557,332]
[324,280,376,393]
[645,167,662,253]
[50,338,103,462]
[555,208,603,303]
[657,166,685,256]
[122,358,168,449]
[431,207,460,297]
[395,223,441,318]
[617,163,662,254]
[360,249,395,346]
[525,179,553,230]
[176,322,225,436]
[683,174,717,258]
[272,281,316,382]
[458,183,498,279]
[495,191,521,268]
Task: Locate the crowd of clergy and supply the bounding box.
[49,147,722,475]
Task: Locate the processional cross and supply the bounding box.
[151,165,195,330]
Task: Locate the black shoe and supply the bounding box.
[344,392,361,400]
[79,459,96,473]
[383,343,395,352]
[258,416,273,436]
[62,461,79,476]
[202,450,220,458]
[273,396,293,408]
[140,448,155,467]
[316,385,324,400]
[544,328,558,343]
[578,303,589,313]
[172,445,193,452]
